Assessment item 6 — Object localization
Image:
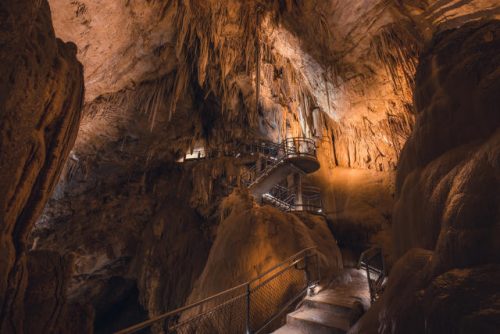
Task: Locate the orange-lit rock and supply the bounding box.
[0,0,83,331]
[181,189,342,332]
[351,19,500,334]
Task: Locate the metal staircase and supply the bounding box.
[262,185,323,214]
[262,185,295,211]
[240,137,322,213]
[180,137,323,213]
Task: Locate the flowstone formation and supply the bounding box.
[350,20,500,334]
[0,0,83,331]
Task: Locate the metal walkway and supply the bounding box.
[180,137,323,213]
[240,137,322,214]
[115,248,385,334]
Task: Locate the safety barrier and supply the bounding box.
[357,247,386,304]
[115,248,321,334]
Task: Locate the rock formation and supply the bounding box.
[187,190,342,301]
[0,0,83,331]
[350,19,500,334]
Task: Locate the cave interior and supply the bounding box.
[0,0,499,333]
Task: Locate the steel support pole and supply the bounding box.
[316,252,321,285]
[246,283,251,334]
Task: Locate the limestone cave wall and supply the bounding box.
[0,1,84,331]
[350,19,500,334]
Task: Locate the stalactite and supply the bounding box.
[371,22,421,96]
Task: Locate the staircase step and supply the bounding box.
[287,307,350,334]
[303,290,356,314]
[272,324,307,334]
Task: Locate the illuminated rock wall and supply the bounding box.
[0,1,83,331]
[350,20,500,334]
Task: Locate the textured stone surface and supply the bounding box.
[32,156,215,328]
[46,0,499,171]
[316,167,394,252]
[24,256,96,333]
[180,190,343,333]
[188,190,343,298]
[44,0,412,170]
[0,0,83,331]
[393,19,500,258]
[48,0,178,102]
[350,20,500,334]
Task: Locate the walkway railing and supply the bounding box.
[183,141,282,161]
[263,185,323,214]
[115,248,321,334]
[240,137,317,187]
[282,137,317,159]
[182,138,322,213]
[357,247,386,304]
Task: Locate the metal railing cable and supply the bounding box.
[282,137,317,160]
[115,247,321,334]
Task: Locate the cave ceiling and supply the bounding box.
[47,0,500,168]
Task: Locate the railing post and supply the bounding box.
[246,283,251,334]
[304,253,311,296]
[316,252,321,286]
[365,263,373,304]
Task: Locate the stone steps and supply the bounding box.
[271,269,370,334]
[272,324,307,334]
[287,307,350,334]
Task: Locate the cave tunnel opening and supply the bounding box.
[94,278,148,334]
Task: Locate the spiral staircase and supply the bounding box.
[240,137,323,214]
[181,137,324,213]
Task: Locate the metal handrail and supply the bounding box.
[183,140,285,162]
[115,247,320,334]
[240,137,317,186]
[189,137,322,214]
[357,247,386,304]
[263,183,323,214]
[282,137,317,159]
